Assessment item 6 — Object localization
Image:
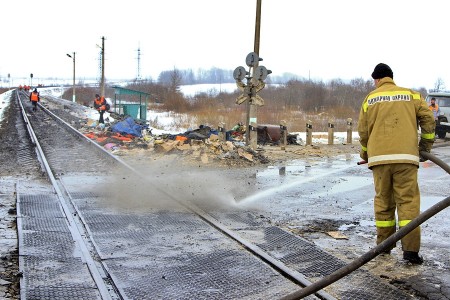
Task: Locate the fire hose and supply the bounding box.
[281,151,450,300]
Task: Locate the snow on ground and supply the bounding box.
[146,110,193,135]
[179,83,281,97]
[179,83,238,97]
[293,131,360,145]
[0,90,13,129]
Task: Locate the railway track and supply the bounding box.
[13,90,415,299]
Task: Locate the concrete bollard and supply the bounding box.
[280,120,287,150]
[328,119,334,145]
[306,120,313,146]
[218,122,226,142]
[346,118,353,144]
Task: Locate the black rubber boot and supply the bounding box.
[403,251,423,264]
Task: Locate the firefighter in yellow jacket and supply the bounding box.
[358,63,435,264]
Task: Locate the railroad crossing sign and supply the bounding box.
[233,52,271,107]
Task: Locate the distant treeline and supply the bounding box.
[156,67,297,85]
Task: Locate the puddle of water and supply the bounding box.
[339,219,373,231]
[421,195,446,211]
[261,164,307,177]
[314,176,373,197]
[237,163,358,206]
[359,219,374,227]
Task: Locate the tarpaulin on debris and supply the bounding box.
[111,117,145,137]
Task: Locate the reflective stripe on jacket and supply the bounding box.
[357,77,435,168]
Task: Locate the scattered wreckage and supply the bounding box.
[80,116,298,165]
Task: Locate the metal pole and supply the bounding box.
[100,36,105,97]
[72,52,76,103]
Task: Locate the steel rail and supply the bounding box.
[16,91,116,300]
[26,93,337,299]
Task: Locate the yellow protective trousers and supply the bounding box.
[371,163,421,252]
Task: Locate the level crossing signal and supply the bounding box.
[233,52,271,106]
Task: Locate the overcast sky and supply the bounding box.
[1,0,449,90]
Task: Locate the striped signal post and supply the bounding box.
[328,119,334,145]
[347,118,353,144]
[306,121,313,146]
[280,120,287,150]
[218,122,226,142]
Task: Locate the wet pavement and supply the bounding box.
[3,141,450,299]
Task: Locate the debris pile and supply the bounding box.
[80,116,271,166]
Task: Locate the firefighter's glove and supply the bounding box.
[419,154,427,162]
[360,149,368,162]
[419,138,433,153]
[418,138,433,162]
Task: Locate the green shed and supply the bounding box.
[112,86,151,121]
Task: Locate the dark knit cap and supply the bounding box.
[371,63,393,79]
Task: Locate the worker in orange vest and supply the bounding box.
[94,94,107,124]
[29,88,40,111]
[428,97,441,120]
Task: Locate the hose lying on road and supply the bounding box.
[280,151,450,300]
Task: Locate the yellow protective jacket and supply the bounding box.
[358,77,435,168]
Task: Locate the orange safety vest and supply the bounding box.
[30,92,39,102]
[429,103,439,112]
[95,97,106,111]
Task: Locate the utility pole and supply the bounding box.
[254,0,262,56]
[66,52,76,102]
[136,44,142,81]
[99,36,105,97]
[249,0,262,149]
